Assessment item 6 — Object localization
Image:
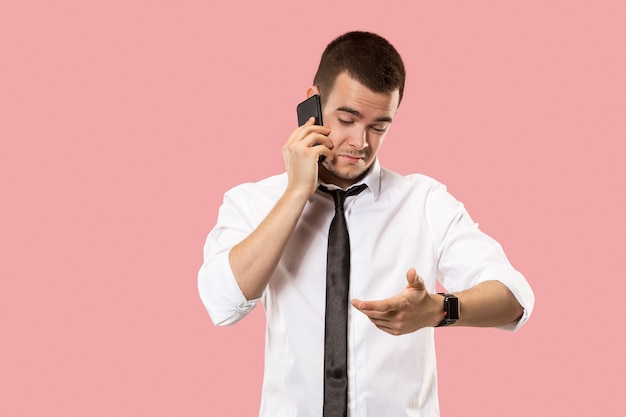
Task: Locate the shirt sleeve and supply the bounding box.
[198,189,261,326]
[426,183,535,331]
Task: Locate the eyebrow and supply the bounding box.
[336,106,393,123]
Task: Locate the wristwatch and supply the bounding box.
[436,293,460,327]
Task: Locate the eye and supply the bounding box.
[370,126,387,134]
[338,118,354,125]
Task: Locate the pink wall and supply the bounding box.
[1,1,624,415]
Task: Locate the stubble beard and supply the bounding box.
[319,154,373,186]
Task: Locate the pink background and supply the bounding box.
[1,1,624,415]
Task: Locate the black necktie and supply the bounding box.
[319,184,367,417]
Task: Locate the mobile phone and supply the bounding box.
[296,94,323,127]
[296,95,326,162]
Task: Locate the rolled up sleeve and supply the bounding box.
[483,266,534,331]
[198,191,261,326]
[198,248,260,326]
[428,184,535,331]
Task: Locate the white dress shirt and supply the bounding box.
[198,159,534,417]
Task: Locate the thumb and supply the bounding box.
[406,268,426,291]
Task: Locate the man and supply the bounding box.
[198,31,534,416]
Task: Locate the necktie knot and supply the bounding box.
[319,184,367,210]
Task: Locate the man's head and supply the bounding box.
[313,31,406,106]
[309,32,405,188]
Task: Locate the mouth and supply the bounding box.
[337,154,365,163]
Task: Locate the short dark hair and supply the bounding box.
[313,31,406,104]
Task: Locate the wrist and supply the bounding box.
[430,293,446,327]
[434,293,460,327]
[282,186,313,207]
[285,180,318,200]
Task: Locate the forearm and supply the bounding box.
[217,119,332,301]
[451,280,524,328]
[229,188,309,300]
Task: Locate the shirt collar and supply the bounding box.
[317,158,382,200]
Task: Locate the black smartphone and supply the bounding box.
[296,94,323,127]
[296,94,326,162]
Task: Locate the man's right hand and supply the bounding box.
[282,117,333,197]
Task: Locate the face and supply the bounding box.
[315,72,400,188]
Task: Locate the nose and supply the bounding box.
[346,127,368,150]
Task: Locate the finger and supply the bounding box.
[354,305,411,335]
[352,297,400,313]
[293,122,331,142]
[285,126,324,151]
[376,326,405,336]
[363,312,395,322]
[352,303,394,321]
[405,268,426,291]
[314,134,334,151]
[300,116,321,128]
[286,131,333,162]
[405,268,417,286]
[371,320,403,336]
[283,132,333,164]
[302,132,333,149]
[313,144,333,162]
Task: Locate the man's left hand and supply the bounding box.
[352,268,443,335]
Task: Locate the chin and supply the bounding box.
[321,158,373,183]
[322,166,366,184]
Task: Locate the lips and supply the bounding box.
[337,154,365,162]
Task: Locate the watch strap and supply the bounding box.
[436,293,459,327]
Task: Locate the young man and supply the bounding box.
[198,31,534,416]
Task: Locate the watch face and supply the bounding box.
[447,297,460,320]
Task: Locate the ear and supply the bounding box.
[306,86,320,98]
